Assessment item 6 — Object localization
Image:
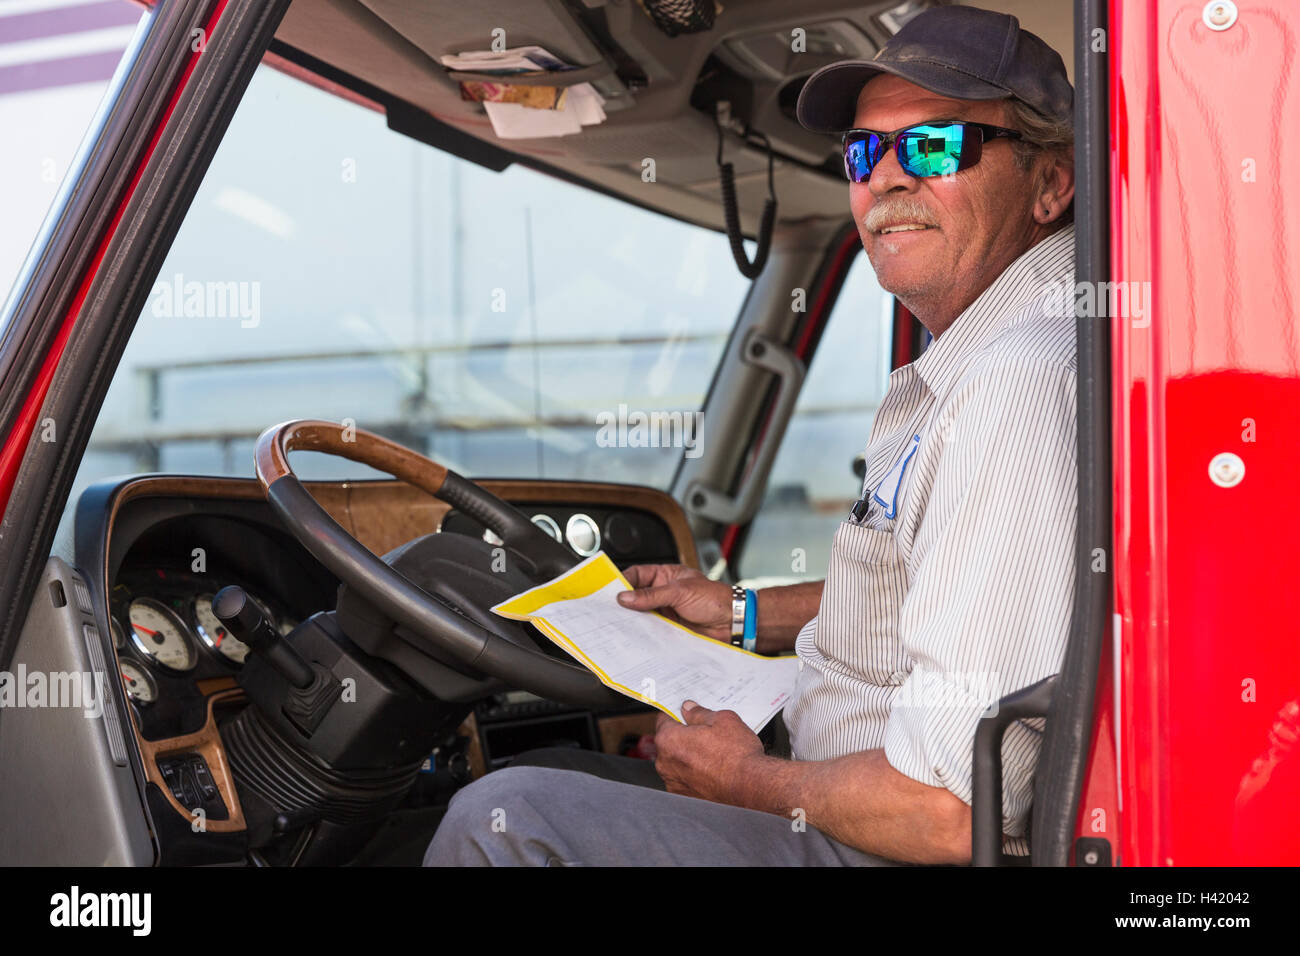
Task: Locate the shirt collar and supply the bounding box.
[911,224,1076,397]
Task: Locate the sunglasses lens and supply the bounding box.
[897,124,975,178]
[844,135,876,183]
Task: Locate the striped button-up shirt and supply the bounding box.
[782,224,1078,855]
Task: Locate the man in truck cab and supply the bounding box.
[426,5,1079,866]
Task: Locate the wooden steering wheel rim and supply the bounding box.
[255,418,448,496]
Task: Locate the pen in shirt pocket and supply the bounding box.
[848,496,872,524]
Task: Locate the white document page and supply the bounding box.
[492,552,799,732]
[483,100,582,138]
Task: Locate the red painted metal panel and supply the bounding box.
[1110,0,1300,865]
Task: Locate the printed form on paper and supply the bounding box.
[491,552,799,732]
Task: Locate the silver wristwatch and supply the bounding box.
[730,584,746,646]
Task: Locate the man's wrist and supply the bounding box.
[730,752,797,815]
[754,585,817,653]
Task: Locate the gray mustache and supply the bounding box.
[863,199,938,233]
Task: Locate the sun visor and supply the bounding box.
[358,0,637,114]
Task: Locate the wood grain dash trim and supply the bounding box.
[132,687,247,833]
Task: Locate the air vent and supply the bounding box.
[82,624,128,767]
[71,576,93,615]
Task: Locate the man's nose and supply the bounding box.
[868,145,918,197]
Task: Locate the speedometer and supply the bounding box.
[127,598,197,672]
[193,592,252,664]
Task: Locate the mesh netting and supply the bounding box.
[637,0,716,37]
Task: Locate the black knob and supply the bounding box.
[602,513,642,556]
[212,586,314,689]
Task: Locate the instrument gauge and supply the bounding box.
[194,592,253,664]
[530,513,562,542]
[119,660,156,704]
[127,598,197,672]
[565,513,601,556]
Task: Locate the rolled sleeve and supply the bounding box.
[884,667,1045,831]
[883,355,1077,839]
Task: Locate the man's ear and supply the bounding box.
[1034,154,1076,225]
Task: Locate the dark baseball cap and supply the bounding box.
[796,6,1072,133]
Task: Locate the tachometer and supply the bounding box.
[193,592,253,664]
[127,598,197,671]
[119,660,156,704]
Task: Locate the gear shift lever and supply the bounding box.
[212,585,314,689]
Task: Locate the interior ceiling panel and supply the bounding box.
[272,0,1074,232]
[359,0,606,68]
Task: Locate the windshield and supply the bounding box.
[71,62,750,501]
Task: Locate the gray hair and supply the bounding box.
[1005,98,1074,164]
[1004,98,1074,223]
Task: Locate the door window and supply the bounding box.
[737,250,893,583]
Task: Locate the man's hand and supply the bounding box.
[617,565,824,655]
[616,564,734,641]
[651,702,973,861]
[652,701,764,804]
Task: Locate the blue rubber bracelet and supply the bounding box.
[742,588,758,652]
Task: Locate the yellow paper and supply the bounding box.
[492,552,798,730]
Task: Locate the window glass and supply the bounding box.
[737,250,893,583]
[70,62,750,504]
[0,0,144,301]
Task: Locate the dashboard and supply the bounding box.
[111,567,298,733]
[89,477,689,738]
[65,473,695,862]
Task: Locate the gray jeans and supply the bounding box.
[423,746,908,866]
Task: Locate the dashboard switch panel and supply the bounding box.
[157,754,228,820]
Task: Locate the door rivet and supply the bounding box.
[1202,0,1238,31]
[1209,452,1245,488]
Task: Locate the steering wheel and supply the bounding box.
[254,419,626,709]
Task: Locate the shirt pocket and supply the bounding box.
[815,519,911,685]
